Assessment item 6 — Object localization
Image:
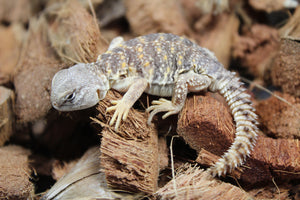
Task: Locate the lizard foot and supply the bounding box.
[106,99,130,131]
[146,98,181,125]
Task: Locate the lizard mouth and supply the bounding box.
[52,102,62,110]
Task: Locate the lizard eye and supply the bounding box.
[65,92,75,102]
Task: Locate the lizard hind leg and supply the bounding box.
[146,98,182,125]
[146,72,212,124]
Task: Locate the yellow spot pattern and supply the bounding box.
[144,62,150,67]
[138,46,143,52]
[121,62,126,68]
[177,55,183,65]
[139,37,145,43]
[166,67,170,73]
[128,67,136,73]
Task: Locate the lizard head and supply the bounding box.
[51,63,109,111]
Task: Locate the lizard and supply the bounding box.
[51,33,258,177]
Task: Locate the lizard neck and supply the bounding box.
[85,62,110,100]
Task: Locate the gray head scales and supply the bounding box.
[51,63,109,111]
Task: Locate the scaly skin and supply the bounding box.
[51,33,258,177]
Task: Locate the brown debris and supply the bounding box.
[158,136,169,171]
[271,8,300,97]
[96,90,159,194]
[177,92,235,156]
[233,24,280,78]
[0,24,25,84]
[1,0,300,198]
[0,87,14,146]
[256,92,300,139]
[47,0,108,63]
[251,136,300,180]
[196,13,239,66]
[271,38,300,97]
[178,92,300,183]
[248,184,296,200]
[124,0,191,36]
[13,17,65,122]
[155,165,252,200]
[0,0,40,23]
[0,145,33,199]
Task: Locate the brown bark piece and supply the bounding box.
[271,38,300,97]
[158,136,169,171]
[178,92,300,183]
[197,136,300,183]
[47,0,108,64]
[195,13,239,67]
[233,24,280,78]
[248,184,294,200]
[272,8,300,97]
[0,24,25,84]
[251,136,300,180]
[256,92,300,139]
[0,0,39,23]
[124,0,191,36]
[96,90,159,194]
[14,17,65,122]
[177,92,235,156]
[0,145,33,199]
[0,87,14,146]
[155,166,252,200]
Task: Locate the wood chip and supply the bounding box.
[178,91,300,183]
[0,86,14,146]
[14,17,65,122]
[96,90,159,194]
[47,0,108,63]
[271,38,300,97]
[155,165,253,200]
[124,0,191,36]
[0,145,33,199]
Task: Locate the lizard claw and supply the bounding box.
[146,98,181,125]
[106,99,130,131]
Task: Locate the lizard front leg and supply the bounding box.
[146,71,211,124]
[107,77,148,130]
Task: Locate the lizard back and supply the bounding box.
[96,33,224,96]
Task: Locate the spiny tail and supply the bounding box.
[208,74,258,177]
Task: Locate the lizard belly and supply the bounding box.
[145,84,174,97]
